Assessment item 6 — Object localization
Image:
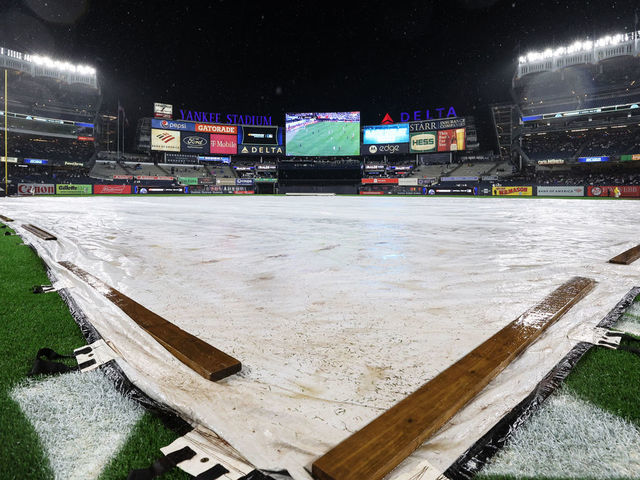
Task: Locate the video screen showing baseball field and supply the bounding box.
[285,112,360,156]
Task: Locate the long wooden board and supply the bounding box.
[609,244,640,265]
[59,261,241,381]
[312,276,596,480]
[0,215,13,222]
[22,224,57,240]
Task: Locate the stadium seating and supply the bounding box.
[90,161,133,179]
[411,163,457,179]
[446,162,496,177]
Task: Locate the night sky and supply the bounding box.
[1,0,639,149]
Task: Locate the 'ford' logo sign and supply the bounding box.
[183,136,207,146]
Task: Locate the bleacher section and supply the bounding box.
[411,164,457,179]
[447,162,496,177]
[91,161,133,179]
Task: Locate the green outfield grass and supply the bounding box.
[477,308,640,480]
[0,222,187,480]
[286,121,360,156]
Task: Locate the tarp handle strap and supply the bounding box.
[195,463,230,479]
[599,333,640,358]
[605,331,640,343]
[616,344,640,357]
[127,446,196,480]
[28,348,78,376]
[238,469,292,480]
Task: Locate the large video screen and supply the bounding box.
[362,123,409,144]
[286,112,360,156]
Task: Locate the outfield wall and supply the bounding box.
[13,181,640,197]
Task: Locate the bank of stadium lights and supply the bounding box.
[519,32,632,64]
[30,54,96,75]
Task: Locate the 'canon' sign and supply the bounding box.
[18,184,55,195]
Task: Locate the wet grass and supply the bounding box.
[0,223,187,479]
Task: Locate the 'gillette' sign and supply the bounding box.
[179,110,272,125]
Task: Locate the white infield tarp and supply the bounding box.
[2,196,639,479]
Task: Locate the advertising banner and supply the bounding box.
[437,129,466,152]
[198,177,215,184]
[362,124,410,144]
[239,125,280,145]
[536,186,584,197]
[620,154,640,162]
[587,185,640,197]
[151,119,194,131]
[361,178,399,184]
[361,143,409,155]
[151,129,180,152]
[578,156,609,163]
[197,155,231,163]
[3,156,18,163]
[196,124,237,135]
[409,117,466,133]
[359,191,385,195]
[180,132,210,153]
[56,184,92,195]
[135,175,174,181]
[537,159,565,165]
[135,186,185,194]
[236,178,255,186]
[190,185,222,194]
[237,144,285,155]
[210,134,237,154]
[24,158,48,165]
[113,174,133,180]
[427,187,474,195]
[410,131,437,153]
[77,136,94,142]
[398,178,418,186]
[440,176,478,182]
[216,178,237,186]
[165,153,199,164]
[178,177,199,185]
[492,186,533,196]
[255,178,277,183]
[417,178,436,185]
[94,184,132,194]
[18,183,55,195]
[154,102,173,119]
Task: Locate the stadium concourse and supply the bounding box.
[2,195,640,479]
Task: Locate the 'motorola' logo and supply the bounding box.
[410,133,436,152]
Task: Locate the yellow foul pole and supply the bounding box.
[4,69,7,196]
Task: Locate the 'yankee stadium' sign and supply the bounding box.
[179,109,272,125]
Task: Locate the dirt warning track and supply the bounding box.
[59,260,241,381]
[312,276,596,480]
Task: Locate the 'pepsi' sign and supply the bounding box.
[151,118,195,131]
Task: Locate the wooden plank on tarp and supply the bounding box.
[22,224,57,240]
[59,260,241,381]
[609,244,640,265]
[312,276,596,480]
